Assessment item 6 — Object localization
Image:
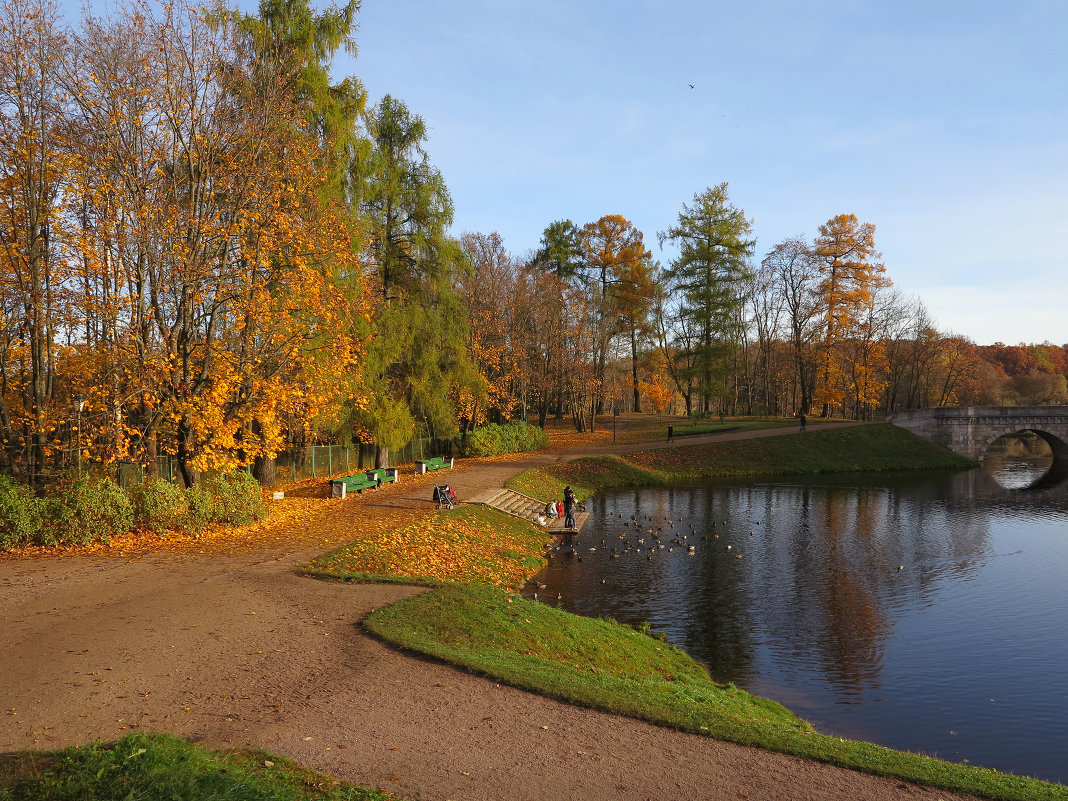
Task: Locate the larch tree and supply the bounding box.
[811,213,887,417]
[351,93,472,465]
[658,183,754,415]
[228,0,370,485]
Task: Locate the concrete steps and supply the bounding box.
[469,488,588,532]
[473,488,546,524]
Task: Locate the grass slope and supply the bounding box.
[365,585,1065,801]
[508,423,974,501]
[0,732,394,801]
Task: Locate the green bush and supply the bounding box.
[461,420,548,457]
[128,477,190,531]
[203,471,266,526]
[185,484,214,531]
[44,476,133,546]
[0,475,43,548]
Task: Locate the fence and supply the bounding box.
[115,436,455,487]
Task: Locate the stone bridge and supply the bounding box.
[889,406,1068,461]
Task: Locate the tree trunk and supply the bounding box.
[145,436,160,479]
[630,327,641,413]
[176,416,196,488]
[375,444,390,469]
[253,456,276,487]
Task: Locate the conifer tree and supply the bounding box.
[659,184,754,414]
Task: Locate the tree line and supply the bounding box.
[2,0,1064,492]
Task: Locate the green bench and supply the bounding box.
[415,456,454,474]
[331,468,399,498]
[366,467,399,485]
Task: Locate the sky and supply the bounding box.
[65,0,1068,346]
[337,0,1067,346]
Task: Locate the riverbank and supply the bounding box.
[306,424,1063,800]
[507,423,975,502]
[2,418,1062,801]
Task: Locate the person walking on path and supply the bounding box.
[800,412,807,432]
[667,424,674,442]
[563,485,577,531]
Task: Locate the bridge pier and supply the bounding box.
[889,406,1068,462]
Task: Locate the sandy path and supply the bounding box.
[0,419,982,801]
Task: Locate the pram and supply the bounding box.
[433,484,457,510]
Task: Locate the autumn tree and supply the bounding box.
[811,213,887,417]
[457,231,519,428]
[580,214,651,423]
[658,184,754,415]
[64,0,362,486]
[0,0,71,488]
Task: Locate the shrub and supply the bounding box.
[128,478,190,532]
[0,475,43,548]
[203,471,266,526]
[44,475,133,546]
[461,420,548,457]
[185,484,214,531]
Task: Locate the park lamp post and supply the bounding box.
[72,394,85,477]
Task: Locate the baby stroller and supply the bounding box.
[433,484,457,510]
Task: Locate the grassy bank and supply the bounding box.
[507,423,974,501]
[364,585,1064,801]
[0,732,394,801]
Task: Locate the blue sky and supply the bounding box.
[338,0,1067,346]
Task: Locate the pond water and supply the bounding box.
[531,452,1068,785]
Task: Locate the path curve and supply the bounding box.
[0,418,982,801]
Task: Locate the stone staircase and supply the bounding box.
[470,488,547,524]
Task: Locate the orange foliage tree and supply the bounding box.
[811,213,888,418]
[0,0,78,486]
[61,0,366,485]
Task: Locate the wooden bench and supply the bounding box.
[415,456,454,474]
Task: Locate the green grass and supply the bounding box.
[509,423,975,501]
[0,732,395,801]
[620,414,830,443]
[364,585,1067,801]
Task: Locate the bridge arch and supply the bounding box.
[977,427,1068,463]
[889,406,1068,463]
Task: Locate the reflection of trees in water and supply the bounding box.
[541,470,1068,703]
[723,477,997,696]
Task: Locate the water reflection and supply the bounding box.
[983,432,1055,489]
[532,467,1068,784]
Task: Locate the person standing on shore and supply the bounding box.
[563,486,577,531]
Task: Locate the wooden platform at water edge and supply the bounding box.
[467,487,589,533]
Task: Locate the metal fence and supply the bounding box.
[115,436,455,487]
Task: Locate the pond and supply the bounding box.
[531,452,1068,785]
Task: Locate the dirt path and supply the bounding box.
[0,419,981,801]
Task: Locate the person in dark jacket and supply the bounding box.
[563,486,577,530]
